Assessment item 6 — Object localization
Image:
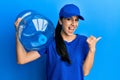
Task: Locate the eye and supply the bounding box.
[75,18,79,21]
[66,18,71,21]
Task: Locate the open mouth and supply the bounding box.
[68,27,75,32]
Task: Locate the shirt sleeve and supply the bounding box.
[38,45,47,55]
[82,36,89,61]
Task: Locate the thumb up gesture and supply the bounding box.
[87,35,101,52]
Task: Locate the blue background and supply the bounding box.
[0,0,120,80]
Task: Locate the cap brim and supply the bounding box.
[79,16,84,20]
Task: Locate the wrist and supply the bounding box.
[89,47,96,53]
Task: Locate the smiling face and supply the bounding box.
[59,16,79,37]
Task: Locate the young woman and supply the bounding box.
[15,4,101,80]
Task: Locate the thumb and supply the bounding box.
[96,37,102,42]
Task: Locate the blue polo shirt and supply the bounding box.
[38,34,89,80]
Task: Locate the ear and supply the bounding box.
[59,19,62,25]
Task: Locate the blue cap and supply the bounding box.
[59,4,84,20]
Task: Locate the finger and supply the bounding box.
[17,18,22,22]
[15,18,22,27]
[96,37,102,41]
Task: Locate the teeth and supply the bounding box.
[69,27,74,30]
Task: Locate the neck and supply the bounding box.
[61,31,76,42]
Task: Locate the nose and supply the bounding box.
[71,20,76,26]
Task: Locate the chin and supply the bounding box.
[67,33,74,36]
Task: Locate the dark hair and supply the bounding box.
[55,18,71,64]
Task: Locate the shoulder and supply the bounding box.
[45,36,55,47]
[38,37,55,55]
[77,34,88,41]
[47,37,55,44]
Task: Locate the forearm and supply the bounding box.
[16,35,29,64]
[16,35,40,64]
[83,48,96,76]
[83,35,101,76]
